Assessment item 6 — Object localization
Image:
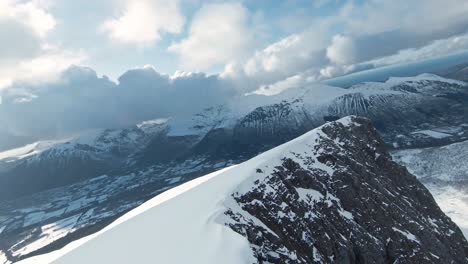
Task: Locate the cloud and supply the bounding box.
[101,0,185,46]
[0,18,42,61]
[0,0,56,37]
[0,0,86,88]
[0,65,237,149]
[223,27,330,90]
[341,0,468,36]
[0,46,87,87]
[248,75,306,96]
[224,0,468,91]
[313,0,338,9]
[168,2,253,71]
[328,0,468,65]
[369,33,468,67]
[0,0,55,61]
[244,33,324,76]
[0,46,87,89]
[3,0,468,150]
[326,34,356,65]
[319,65,344,79]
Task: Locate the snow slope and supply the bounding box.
[17,167,253,264]
[5,74,468,262]
[0,118,168,164]
[0,141,61,163]
[19,116,468,263]
[19,118,350,264]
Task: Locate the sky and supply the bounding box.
[1,0,468,149]
[2,0,468,87]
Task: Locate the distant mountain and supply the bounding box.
[0,119,169,200]
[1,74,467,262]
[189,73,468,159]
[442,64,468,82]
[20,117,468,264]
[4,73,467,200]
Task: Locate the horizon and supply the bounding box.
[1,1,468,262]
[2,0,468,89]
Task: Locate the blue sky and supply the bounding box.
[3,0,468,88]
[1,0,468,149]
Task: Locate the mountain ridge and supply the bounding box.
[1,74,468,262]
[17,116,468,264]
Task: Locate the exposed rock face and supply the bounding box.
[196,75,468,158]
[2,75,468,262]
[225,116,468,263]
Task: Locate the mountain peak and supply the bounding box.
[224,115,468,263]
[28,116,468,264]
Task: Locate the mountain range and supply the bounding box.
[15,117,468,264]
[1,73,468,263]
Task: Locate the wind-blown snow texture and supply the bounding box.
[26,117,468,264]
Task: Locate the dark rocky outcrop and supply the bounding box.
[225,116,468,263]
[2,75,468,262]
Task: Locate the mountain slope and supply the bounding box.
[2,74,466,201]
[193,74,468,157]
[1,74,467,262]
[22,117,468,264]
[393,140,468,238]
[393,140,468,183]
[0,119,169,200]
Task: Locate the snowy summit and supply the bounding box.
[21,116,468,264]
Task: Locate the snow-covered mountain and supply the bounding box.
[0,119,170,200]
[393,140,468,238]
[2,73,466,199]
[185,73,468,161]
[1,74,468,262]
[0,126,230,263]
[17,117,468,264]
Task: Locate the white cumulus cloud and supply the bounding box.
[0,0,55,62]
[169,2,253,71]
[101,0,185,46]
[326,35,357,65]
[224,0,468,92]
[0,0,84,88]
